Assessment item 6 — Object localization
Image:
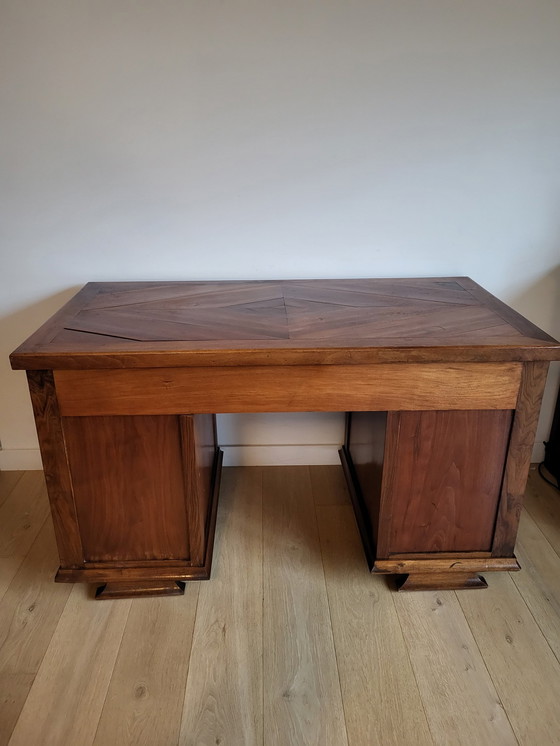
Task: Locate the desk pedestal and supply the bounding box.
[28,371,222,599]
[341,361,548,590]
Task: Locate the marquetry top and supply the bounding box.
[10,278,560,369]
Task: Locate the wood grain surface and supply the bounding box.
[10,278,560,370]
[0,520,72,746]
[0,472,50,603]
[523,468,560,554]
[62,415,191,562]
[458,572,560,744]
[93,589,199,746]
[54,362,521,415]
[26,372,83,567]
[262,467,348,746]
[308,464,351,506]
[379,410,513,554]
[317,504,433,745]
[180,467,263,746]
[0,472,23,511]
[373,557,520,574]
[10,279,558,602]
[492,361,550,556]
[7,586,131,746]
[510,511,560,662]
[3,466,560,745]
[394,591,518,745]
[181,414,217,566]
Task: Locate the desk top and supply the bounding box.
[10,278,560,369]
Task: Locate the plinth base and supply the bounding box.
[95,580,186,599]
[395,572,488,592]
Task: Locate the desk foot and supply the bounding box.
[95,580,186,599]
[396,572,488,592]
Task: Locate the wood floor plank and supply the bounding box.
[263,466,348,746]
[317,504,433,746]
[0,673,34,746]
[523,470,560,556]
[394,590,517,746]
[511,511,560,663]
[0,520,72,746]
[309,465,351,506]
[94,587,199,746]
[0,473,24,510]
[179,467,263,746]
[0,472,50,603]
[3,465,560,745]
[7,586,131,746]
[459,571,560,744]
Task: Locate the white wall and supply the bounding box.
[1,0,559,469]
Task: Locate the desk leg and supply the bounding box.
[492,361,549,556]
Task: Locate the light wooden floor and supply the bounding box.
[1,466,560,746]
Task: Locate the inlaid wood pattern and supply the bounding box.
[11,278,560,370]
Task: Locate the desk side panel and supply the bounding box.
[378,410,513,555]
[340,412,387,568]
[181,413,218,566]
[62,415,190,562]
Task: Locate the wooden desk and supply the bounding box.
[10,278,560,598]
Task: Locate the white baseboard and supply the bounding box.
[0,444,341,472]
[222,444,341,466]
[0,448,43,471]
[532,442,545,463]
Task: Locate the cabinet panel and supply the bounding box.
[381,410,513,555]
[344,412,387,565]
[63,415,190,562]
[181,413,217,565]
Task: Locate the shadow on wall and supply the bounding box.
[510,263,560,339]
[0,288,83,457]
[510,262,560,456]
[1,287,83,355]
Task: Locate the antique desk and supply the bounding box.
[10,278,560,598]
